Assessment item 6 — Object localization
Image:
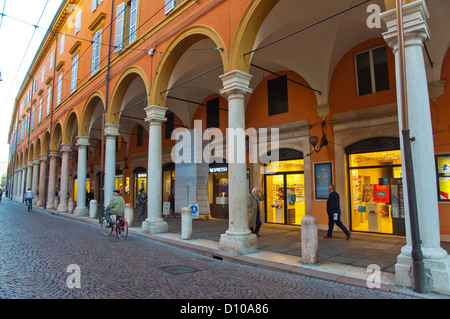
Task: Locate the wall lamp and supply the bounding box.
[309,121,328,153]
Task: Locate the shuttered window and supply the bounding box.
[114,3,125,52]
[91,29,102,75]
[57,72,63,105]
[129,0,138,44]
[165,0,175,14]
[71,55,79,92]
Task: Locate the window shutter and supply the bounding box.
[71,55,79,92]
[91,30,101,74]
[75,11,81,34]
[129,0,138,44]
[165,0,175,14]
[60,34,65,54]
[114,3,125,52]
[91,0,97,12]
[57,72,63,105]
[47,87,51,115]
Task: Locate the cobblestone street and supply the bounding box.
[0,198,413,302]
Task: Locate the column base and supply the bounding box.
[395,245,450,295]
[219,232,257,254]
[46,202,54,210]
[142,219,168,234]
[56,204,68,212]
[74,207,89,217]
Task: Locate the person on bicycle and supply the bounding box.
[104,189,125,228]
[25,188,34,210]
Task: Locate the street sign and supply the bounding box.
[190,204,199,219]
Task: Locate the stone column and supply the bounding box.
[46,150,59,209]
[74,136,90,216]
[31,158,39,204]
[18,166,24,203]
[25,161,33,193]
[104,124,120,206]
[142,105,168,234]
[37,155,47,207]
[57,144,72,212]
[382,0,450,295]
[13,169,18,202]
[219,70,257,254]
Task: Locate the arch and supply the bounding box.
[150,25,228,108]
[228,0,279,73]
[42,130,51,155]
[63,109,79,145]
[50,121,63,151]
[107,66,150,125]
[28,143,34,162]
[34,137,41,159]
[80,91,105,137]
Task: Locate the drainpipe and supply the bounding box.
[396,0,425,294]
[98,0,115,223]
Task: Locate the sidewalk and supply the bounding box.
[37,205,450,299]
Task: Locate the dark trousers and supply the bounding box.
[326,213,349,238]
[250,209,262,235]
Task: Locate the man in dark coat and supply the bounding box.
[324,184,351,240]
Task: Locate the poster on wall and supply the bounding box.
[436,155,450,201]
[314,162,333,200]
[373,185,390,203]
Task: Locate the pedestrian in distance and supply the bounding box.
[248,187,264,237]
[323,184,351,240]
[136,188,147,222]
[24,188,34,210]
[0,188,3,202]
[104,190,126,228]
[87,188,94,207]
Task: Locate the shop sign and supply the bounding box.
[209,166,228,174]
[373,185,390,203]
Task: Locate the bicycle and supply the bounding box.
[100,214,129,240]
[26,199,32,212]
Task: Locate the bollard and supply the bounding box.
[301,215,319,264]
[181,207,192,240]
[124,203,134,227]
[89,199,98,219]
[68,198,74,214]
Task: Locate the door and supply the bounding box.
[266,174,285,224]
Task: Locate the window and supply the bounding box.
[268,75,288,116]
[206,98,220,129]
[436,155,450,202]
[91,0,103,12]
[31,106,35,130]
[60,34,65,54]
[71,55,79,92]
[46,86,51,115]
[355,46,390,96]
[91,29,102,74]
[57,72,63,105]
[41,66,45,83]
[165,112,174,139]
[114,0,138,52]
[165,0,175,14]
[49,52,54,70]
[137,124,144,146]
[75,11,81,34]
[38,97,42,123]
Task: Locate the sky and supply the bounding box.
[0,0,64,163]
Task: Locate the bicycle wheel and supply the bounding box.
[117,221,128,240]
[100,217,113,236]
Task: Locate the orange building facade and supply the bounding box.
[6,0,450,294]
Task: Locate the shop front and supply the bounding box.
[208,162,229,219]
[133,166,147,194]
[263,151,306,226]
[346,140,405,235]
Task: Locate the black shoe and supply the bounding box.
[346,232,351,240]
[323,235,332,239]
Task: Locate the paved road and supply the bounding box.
[0,197,412,303]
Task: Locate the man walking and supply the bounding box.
[324,184,351,240]
[248,187,264,237]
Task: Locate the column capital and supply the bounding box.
[219,70,253,97]
[104,123,120,137]
[381,0,430,50]
[144,105,167,124]
[26,161,33,168]
[49,150,60,158]
[60,144,72,154]
[76,136,90,147]
[32,158,40,165]
[39,154,48,162]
